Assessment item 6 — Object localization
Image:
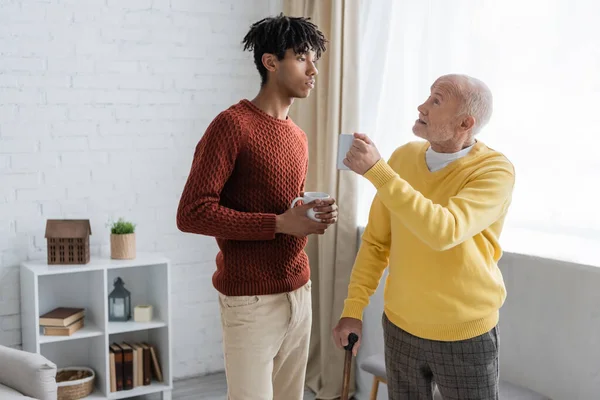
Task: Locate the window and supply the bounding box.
[358,0,599,264]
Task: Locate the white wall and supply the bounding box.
[0,0,282,379]
[355,240,600,400]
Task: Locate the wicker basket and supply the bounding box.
[56,367,95,400]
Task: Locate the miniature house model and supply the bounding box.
[45,219,92,264]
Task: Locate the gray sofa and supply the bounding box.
[361,353,551,400]
[0,345,57,400]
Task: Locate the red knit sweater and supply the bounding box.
[176,99,310,296]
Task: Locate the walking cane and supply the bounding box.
[341,332,359,400]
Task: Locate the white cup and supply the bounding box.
[290,192,330,221]
[337,133,354,170]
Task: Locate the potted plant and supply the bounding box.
[109,218,136,260]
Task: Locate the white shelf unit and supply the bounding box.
[20,253,173,400]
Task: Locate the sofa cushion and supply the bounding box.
[361,353,551,400]
[0,383,37,399]
[0,345,57,400]
[433,381,551,399]
[497,381,551,400]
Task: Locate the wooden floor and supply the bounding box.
[173,372,316,400]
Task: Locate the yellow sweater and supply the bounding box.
[341,140,515,341]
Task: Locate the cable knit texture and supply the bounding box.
[177,99,310,296]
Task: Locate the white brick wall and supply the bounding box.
[0,0,282,378]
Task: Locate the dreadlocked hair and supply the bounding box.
[242,13,327,85]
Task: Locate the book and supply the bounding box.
[139,343,151,385]
[124,342,138,387]
[109,348,116,393]
[39,307,85,327]
[109,343,123,391]
[42,317,84,336]
[119,342,134,390]
[148,344,163,383]
[150,346,163,382]
[129,342,144,387]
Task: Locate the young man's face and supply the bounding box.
[273,49,319,98]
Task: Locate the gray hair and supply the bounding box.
[437,74,493,135]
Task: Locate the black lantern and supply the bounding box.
[108,277,131,322]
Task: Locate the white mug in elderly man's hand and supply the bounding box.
[342,133,382,175]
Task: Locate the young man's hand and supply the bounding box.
[304,194,338,225]
[276,200,331,237]
[316,200,338,224]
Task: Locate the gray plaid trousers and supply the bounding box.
[383,312,499,400]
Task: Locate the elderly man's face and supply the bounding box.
[412,78,463,143]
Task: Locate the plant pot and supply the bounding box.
[110,233,136,259]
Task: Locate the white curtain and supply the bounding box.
[358,0,600,264]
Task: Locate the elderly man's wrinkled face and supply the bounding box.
[412,78,463,143]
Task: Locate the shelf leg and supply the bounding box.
[161,389,172,400]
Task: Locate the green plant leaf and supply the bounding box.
[110,217,136,234]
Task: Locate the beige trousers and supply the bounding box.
[218,281,312,400]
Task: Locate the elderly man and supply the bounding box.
[333,74,515,400]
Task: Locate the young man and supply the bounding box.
[176,14,336,400]
[334,74,515,400]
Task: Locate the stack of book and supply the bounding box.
[39,307,85,336]
[109,341,163,392]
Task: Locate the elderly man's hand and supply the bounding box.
[343,133,381,175]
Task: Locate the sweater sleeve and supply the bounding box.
[362,156,515,251]
[340,193,391,321]
[176,112,277,240]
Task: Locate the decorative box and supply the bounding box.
[134,305,153,322]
